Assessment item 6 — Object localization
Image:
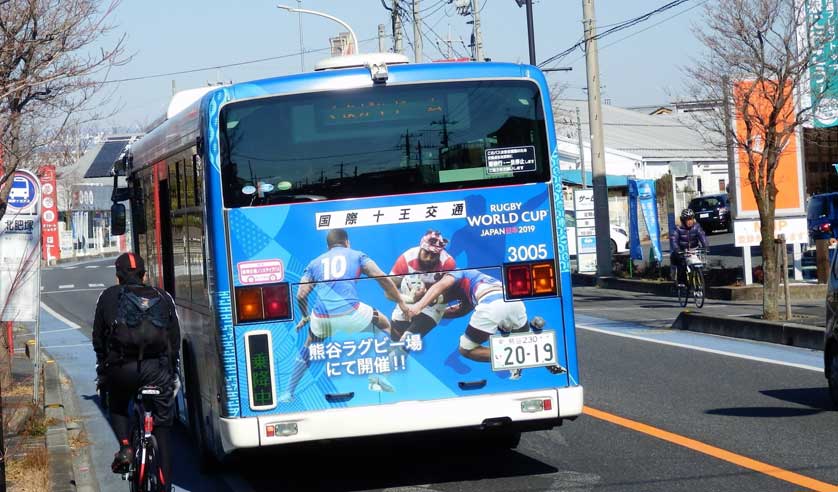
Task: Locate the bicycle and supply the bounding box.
[676,248,706,309]
[121,385,166,492]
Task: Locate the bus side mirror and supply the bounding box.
[112,187,130,202]
[111,202,126,236]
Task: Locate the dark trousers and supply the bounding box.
[105,357,174,488]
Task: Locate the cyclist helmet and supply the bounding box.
[680,208,695,223]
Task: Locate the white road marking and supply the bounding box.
[88,283,105,288]
[42,288,102,294]
[40,302,81,330]
[58,284,74,289]
[85,265,99,269]
[63,267,77,270]
[577,323,822,373]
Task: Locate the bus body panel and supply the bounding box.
[135,60,585,452]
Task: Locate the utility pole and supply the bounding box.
[576,107,587,188]
[515,0,536,65]
[471,0,483,61]
[378,23,387,52]
[582,0,612,277]
[297,0,305,71]
[413,0,423,62]
[393,0,404,54]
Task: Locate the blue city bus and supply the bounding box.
[112,53,583,462]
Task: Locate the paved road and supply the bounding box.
[40,258,838,491]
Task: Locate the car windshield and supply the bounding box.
[219,80,550,208]
[808,197,829,220]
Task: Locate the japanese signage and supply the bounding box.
[805,0,838,128]
[0,169,41,321]
[573,189,596,273]
[733,80,805,218]
[246,333,275,409]
[316,200,466,230]
[39,165,60,262]
[486,146,536,174]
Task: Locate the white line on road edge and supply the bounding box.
[41,342,91,349]
[42,288,102,294]
[58,284,74,289]
[88,283,105,288]
[577,323,822,372]
[41,302,81,330]
[84,266,99,269]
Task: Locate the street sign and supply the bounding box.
[0,169,41,321]
[574,189,596,273]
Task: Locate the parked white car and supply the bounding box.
[565,210,630,256]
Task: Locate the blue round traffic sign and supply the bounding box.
[8,172,37,210]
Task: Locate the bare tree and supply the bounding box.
[0,0,128,220]
[685,0,826,320]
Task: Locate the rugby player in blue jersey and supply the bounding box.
[279,228,408,403]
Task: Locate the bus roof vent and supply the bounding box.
[314,52,410,74]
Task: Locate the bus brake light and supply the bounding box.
[505,265,532,298]
[263,284,291,320]
[504,261,557,299]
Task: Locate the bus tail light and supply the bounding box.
[236,287,263,323]
[262,284,291,320]
[235,283,292,323]
[506,265,532,298]
[532,263,556,295]
[504,261,557,299]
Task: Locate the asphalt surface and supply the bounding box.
[39,256,838,492]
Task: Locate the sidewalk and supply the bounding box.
[572,283,827,351]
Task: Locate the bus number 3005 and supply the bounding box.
[507,244,548,262]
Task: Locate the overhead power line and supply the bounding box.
[100,37,378,84]
[564,0,708,67]
[538,0,691,68]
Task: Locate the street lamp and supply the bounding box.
[277,4,360,55]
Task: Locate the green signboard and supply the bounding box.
[807,0,838,127]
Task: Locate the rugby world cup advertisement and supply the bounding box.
[228,184,570,415]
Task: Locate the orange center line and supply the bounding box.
[584,406,838,492]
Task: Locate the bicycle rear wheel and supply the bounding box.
[132,435,163,492]
[693,269,705,308]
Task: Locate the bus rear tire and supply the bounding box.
[185,350,220,472]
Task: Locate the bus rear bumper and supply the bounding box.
[219,385,583,452]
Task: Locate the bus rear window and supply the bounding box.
[219,80,550,207]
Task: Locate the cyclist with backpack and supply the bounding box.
[92,252,180,491]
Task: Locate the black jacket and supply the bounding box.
[93,280,181,369]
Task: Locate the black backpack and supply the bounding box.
[111,285,171,362]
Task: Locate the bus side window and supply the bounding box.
[193,154,202,206]
[188,212,208,305]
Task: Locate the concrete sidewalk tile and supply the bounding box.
[43,356,77,492]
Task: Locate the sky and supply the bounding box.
[94,0,708,129]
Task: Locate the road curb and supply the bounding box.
[673,311,825,350]
[44,359,76,492]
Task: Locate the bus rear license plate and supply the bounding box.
[490,330,557,371]
[699,213,710,218]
